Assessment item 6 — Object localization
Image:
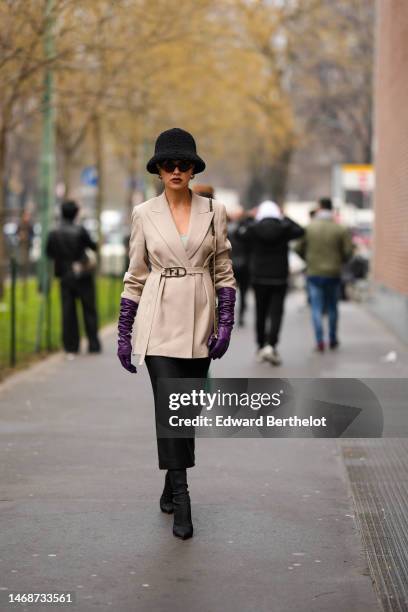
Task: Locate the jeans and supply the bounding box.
[307,276,341,344]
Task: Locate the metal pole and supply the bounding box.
[9,256,17,367]
[36,0,55,352]
[46,261,52,351]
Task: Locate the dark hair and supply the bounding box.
[319,197,333,210]
[193,184,214,198]
[61,200,79,220]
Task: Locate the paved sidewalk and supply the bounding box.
[214,290,408,378]
[2,292,405,611]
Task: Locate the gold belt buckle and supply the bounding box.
[162,266,187,278]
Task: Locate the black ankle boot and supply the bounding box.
[168,469,193,540]
[160,471,174,514]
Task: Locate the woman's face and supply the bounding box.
[157,160,194,191]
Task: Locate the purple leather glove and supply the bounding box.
[207,287,236,359]
[117,297,138,373]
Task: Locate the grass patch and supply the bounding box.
[0,275,122,379]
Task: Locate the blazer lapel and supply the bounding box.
[185,192,214,260]
[147,191,191,266]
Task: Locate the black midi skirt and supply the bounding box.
[145,356,211,469]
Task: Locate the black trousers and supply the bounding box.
[253,283,287,348]
[145,356,211,470]
[233,264,250,321]
[60,275,101,353]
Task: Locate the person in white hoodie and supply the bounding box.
[237,200,304,365]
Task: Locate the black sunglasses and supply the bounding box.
[159,159,194,173]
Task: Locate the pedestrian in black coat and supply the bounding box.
[227,212,252,326]
[46,200,101,356]
[237,200,304,365]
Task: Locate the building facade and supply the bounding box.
[371,0,408,341]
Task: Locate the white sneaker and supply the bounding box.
[256,345,273,363]
[65,353,76,361]
[267,347,282,366]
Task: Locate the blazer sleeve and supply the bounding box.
[214,203,237,291]
[81,226,97,251]
[294,234,307,260]
[121,206,150,303]
[283,217,305,241]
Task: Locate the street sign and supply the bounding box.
[341,164,375,191]
[332,163,375,214]
[80,166,98,187]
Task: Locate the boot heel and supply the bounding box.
[159,471,174,514]
[168,469,194,540]
[173,493,193,540]
[160,499,174,514]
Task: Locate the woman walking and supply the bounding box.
[117,128,236,540]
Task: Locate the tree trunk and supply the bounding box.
[127,144,138,223]
[246,145,294,206]
[93,114,104,263]
[267,146,293,205]
[363,114,373,164]
[63,148,73,198]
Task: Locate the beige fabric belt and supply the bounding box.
[136,264,209,365]
[159,265,206,277]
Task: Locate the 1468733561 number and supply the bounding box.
[7,592,75,604]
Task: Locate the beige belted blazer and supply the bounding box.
[121,190,236,365]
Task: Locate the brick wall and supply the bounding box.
[374,0,408,295]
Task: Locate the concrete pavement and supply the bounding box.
[2,291,405,611]
[215,290,408,378]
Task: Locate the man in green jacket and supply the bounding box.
[295,198,353,351]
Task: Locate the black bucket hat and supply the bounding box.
[146,128,206,174]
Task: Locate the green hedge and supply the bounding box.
[0,275,122,379]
